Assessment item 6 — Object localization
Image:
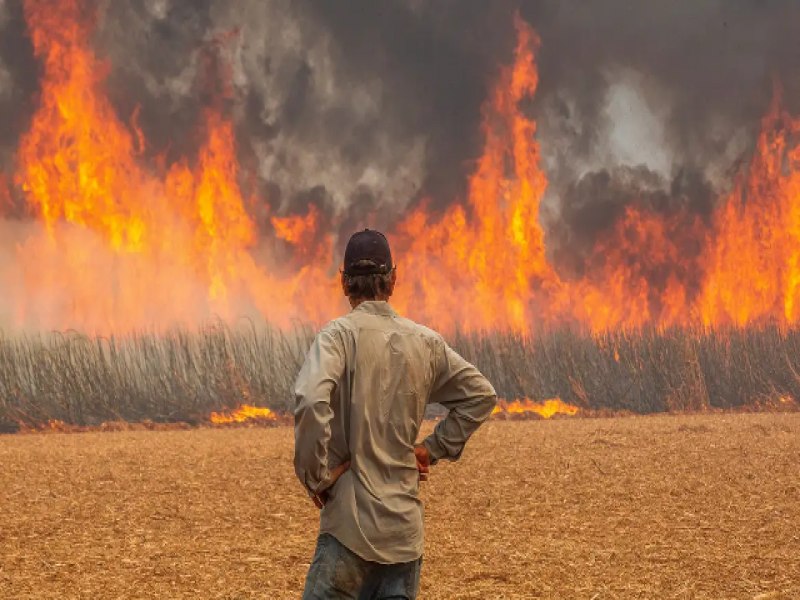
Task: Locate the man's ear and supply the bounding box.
[341,272,348,297]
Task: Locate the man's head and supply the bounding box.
[341,229,397,305]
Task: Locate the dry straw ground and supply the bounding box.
[1,414,798,599]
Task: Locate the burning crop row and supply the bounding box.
[1,324,797,433]
[492,398,579,419]
[209,404,278,425]
[205,398,581,429]
[12,398,580,434]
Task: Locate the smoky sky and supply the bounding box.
[0,0,798,255]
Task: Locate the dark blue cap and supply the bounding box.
[343,229,393,276]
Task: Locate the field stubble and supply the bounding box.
[1,413,798,599]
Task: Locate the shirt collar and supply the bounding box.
[352,301,398,318]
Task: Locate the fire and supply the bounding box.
[2,6,800,336]
[392,16,557,332]
[5,0,335,332]
[698,87,800,327]
[272,205,320,246]
[492,398,579,419]
[393,16,800,333]
[209,405,277,425]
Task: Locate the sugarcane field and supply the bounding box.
[2,1,800,598]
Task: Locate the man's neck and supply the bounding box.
[349,296,389,309]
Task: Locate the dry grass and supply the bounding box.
[1,413,798,599]
[3,324,800,431]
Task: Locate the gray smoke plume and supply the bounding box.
[92,0,516,236]
[0,0,798,266]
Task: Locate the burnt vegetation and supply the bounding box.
[1,324,797,431]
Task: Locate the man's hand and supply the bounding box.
[414,444,431,482]
[311,461,350,509]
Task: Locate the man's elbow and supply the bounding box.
[481,380,498,412]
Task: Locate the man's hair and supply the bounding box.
[343,270,395,300]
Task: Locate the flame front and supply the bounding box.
[3,5,800,335]
[209,405,276,425]
[492,398,579,419]
[392,18,557,332]
[391,17,800,332]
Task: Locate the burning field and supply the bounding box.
[1,3,799,597]
[0,0,800,600]
[0,2,798,427]
[0,1,799,335]
[2,414,798,599]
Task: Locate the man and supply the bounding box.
[294,229,497,599]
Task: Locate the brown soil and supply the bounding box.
[1,413,798,599]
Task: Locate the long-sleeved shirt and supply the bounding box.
[294,300,497,564]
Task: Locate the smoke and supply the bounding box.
[93,0,499,234]
[525,0,800,177]
[0,0,798,258]
[549,165,714,296]
[0,1,37,182]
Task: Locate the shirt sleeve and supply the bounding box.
[422,339,497,464]
[293,324,346,495]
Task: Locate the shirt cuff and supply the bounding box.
[300,466,330,495]
[423,434,448,465]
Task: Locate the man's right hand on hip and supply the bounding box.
[413,445,431,482]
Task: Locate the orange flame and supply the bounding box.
[209,405,277,425]
[392,16,557,332]
[698,87,800,327]
[272,205,320,246]
[492,398,579,419]
[3,6,800,336]
[393,16,800,333]
[7,0,336,332]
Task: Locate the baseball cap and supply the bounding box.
[343,229,393,276]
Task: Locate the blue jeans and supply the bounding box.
[302,534,422,600]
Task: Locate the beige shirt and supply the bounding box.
[294,301,497,564]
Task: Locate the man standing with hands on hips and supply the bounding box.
[294,229,497,599]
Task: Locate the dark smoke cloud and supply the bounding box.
[0,2,38,174]
[0,0,798,260]
[524,0,800,185]
[549,165,714,293]
[92,0,511,236]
